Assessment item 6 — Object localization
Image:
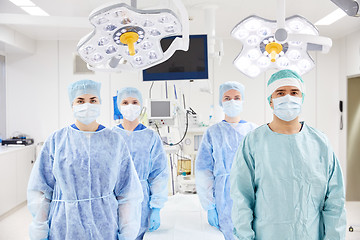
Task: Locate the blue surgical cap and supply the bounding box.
[219,81,245,106]
[117,87,143,108]
[267,69,305,104]
[68,79,101,105]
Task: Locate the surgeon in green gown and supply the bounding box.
[230,69,346,240]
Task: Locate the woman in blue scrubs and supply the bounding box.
[27,79,143,240]
[195,81,258,240]
[113,87,169,240]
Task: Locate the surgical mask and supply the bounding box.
[73,103,101,125]
[273,94,302,121]
[222,100,243,117]
[120,104,141,121]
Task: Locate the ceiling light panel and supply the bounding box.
[21,6,49,16]
[315,8,347,25]
[8,0,35,7]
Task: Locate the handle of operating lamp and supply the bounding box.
[120,32,139,56]
[128,43,135,56]
[270,50,277,62]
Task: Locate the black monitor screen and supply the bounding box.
[143,34,208,81]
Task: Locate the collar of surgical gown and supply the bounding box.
[71,123,105,132]
[265,121,304,135]
[118,123,147,131]
[222,119,247,123]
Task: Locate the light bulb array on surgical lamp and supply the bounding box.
[231,15,321,78]
[77,0,189,72]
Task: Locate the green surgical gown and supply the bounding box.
[230,123,346,240]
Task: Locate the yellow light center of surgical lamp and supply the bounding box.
[120,32,139,56]
[265,42,283,62]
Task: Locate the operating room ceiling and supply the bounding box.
[0,0,359,41]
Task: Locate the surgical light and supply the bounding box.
[77,0,189,72]
[231,0,332,78]
[257,56,271,68]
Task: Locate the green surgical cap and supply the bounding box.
[267,69,305,104]
[68,79,101,105]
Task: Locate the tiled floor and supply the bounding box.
[0,201,359,240]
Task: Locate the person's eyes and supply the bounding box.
[90,99,98,103]
[77,100,84,104]
[291,91,299,96]
[224,97,230,101]
[234,97,241,100]
[277,92,284,96]
[133,100,138,105]
[122,101,128,105]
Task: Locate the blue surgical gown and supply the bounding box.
[230,123,346,240]
[113,124,169,240]
[195,120,258,240]
[27,125,144,240]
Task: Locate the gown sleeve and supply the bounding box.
[230,134,256,240]
[115,140,144,240]
[195,129,216,211]
[27,137,55,240]
[148,133,169,209]
[322,146,346,239]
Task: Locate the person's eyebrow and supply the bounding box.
[291,89,300,92]
[90,97,98,99]
[76,97,85,100]
[275,89,286,92]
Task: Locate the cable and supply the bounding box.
[169,153,175,195]
[174,84,177,99]
[182,94,186,109]
[165,81,168,99]
[155,110,190,146]
[149,81,154,99]
[189,107,196,114]
[175,153,191,160]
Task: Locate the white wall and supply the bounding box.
[6,41,59,143]
[316,40,341,155]
[0,55,6,140]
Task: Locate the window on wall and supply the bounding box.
[0,55,5,140]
